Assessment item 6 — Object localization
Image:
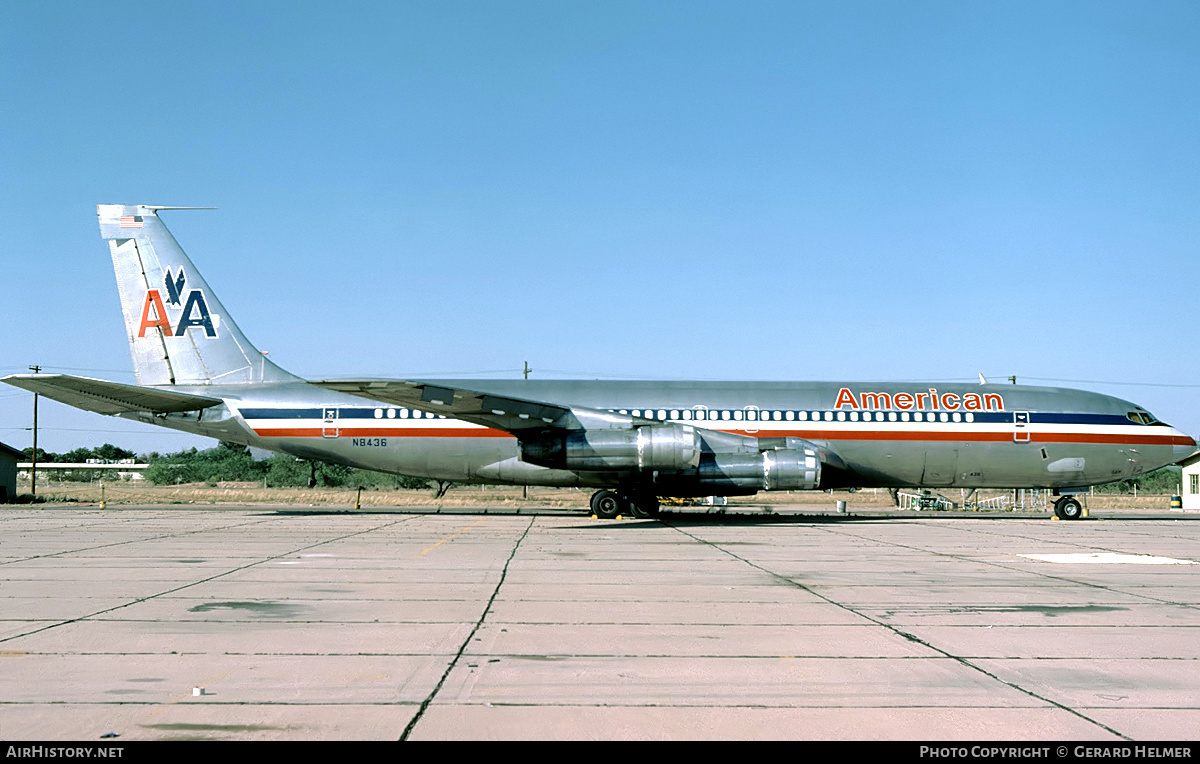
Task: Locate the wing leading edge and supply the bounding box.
[311,377,826,475]
[312,378,658,433]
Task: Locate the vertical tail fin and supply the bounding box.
[98,204,301,386]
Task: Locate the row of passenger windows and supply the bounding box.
[368,407,977,423]
[372,408,446,419]
[609,409,977,423]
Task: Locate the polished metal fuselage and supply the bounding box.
[89,205,1196,496]
[123,378,1196,493]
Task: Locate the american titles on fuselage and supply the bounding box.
[834,387,1004,412]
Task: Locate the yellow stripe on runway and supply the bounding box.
[418,518,486,558]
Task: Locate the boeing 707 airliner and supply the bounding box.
[4,206,1194,520]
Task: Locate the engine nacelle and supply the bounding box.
[697,447,821,491]
[520,424,701,472]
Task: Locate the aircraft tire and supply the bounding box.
[1054,497,1083,520]
[591,490,624,519]
[627,492,660,519]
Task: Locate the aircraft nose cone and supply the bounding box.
[1173,434,1199,464]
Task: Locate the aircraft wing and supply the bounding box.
[312,378,656,433]
[314,379,829,491]
[1,374,223,415]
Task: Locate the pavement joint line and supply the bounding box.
[660,518,1135,742]
[2,508,1194,737]
[0,514,420,646]
[399,516,534,741]
[820,523,1200,612]
[885,514,1200,556]
[0,514,291,566]
[0,699,1191,709]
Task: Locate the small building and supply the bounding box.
[1180,452,1200,510]
[0,442,24,502]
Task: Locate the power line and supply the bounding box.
[0,365,135,375]
[1021,377,1200,389]
[0,426,198,435]
[29,365,39,499]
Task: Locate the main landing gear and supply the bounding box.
[1053,496,1084,520]
[590,489,660,520]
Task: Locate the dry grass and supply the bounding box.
[15,480,1177,510]
[22,481,589,508]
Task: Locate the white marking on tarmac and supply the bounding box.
[1019,553,1196,565]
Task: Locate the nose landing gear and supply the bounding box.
[1053,496,1084,520]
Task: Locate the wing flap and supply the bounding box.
[2,374,223,415]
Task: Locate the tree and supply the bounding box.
[139,444,431,489]
[21,447,52,463]
[1092,466,1181,494]
[93,443,136,461]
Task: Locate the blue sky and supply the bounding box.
[2,1,1199,455]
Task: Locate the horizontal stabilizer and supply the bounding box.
[1,374,223,415]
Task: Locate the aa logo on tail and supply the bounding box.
[137,268,219,338]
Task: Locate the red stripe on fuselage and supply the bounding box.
[252,427,513,438]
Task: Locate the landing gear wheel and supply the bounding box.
[627,492,660,519]
[591,489,625,519]
[1054,496,1083,520]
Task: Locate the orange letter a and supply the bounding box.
[834,387,859,409]
[137,290,174,338]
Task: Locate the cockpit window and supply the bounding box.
[1126,411,1161,425]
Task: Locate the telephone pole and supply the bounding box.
[29,365,40,499]
[522,361,532,498]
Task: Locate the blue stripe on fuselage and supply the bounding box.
[236,407,1145,427]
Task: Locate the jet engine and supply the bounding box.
[520,424,701,471]
[695,446,822,491]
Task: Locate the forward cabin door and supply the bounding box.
[1013,412,1030,443]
